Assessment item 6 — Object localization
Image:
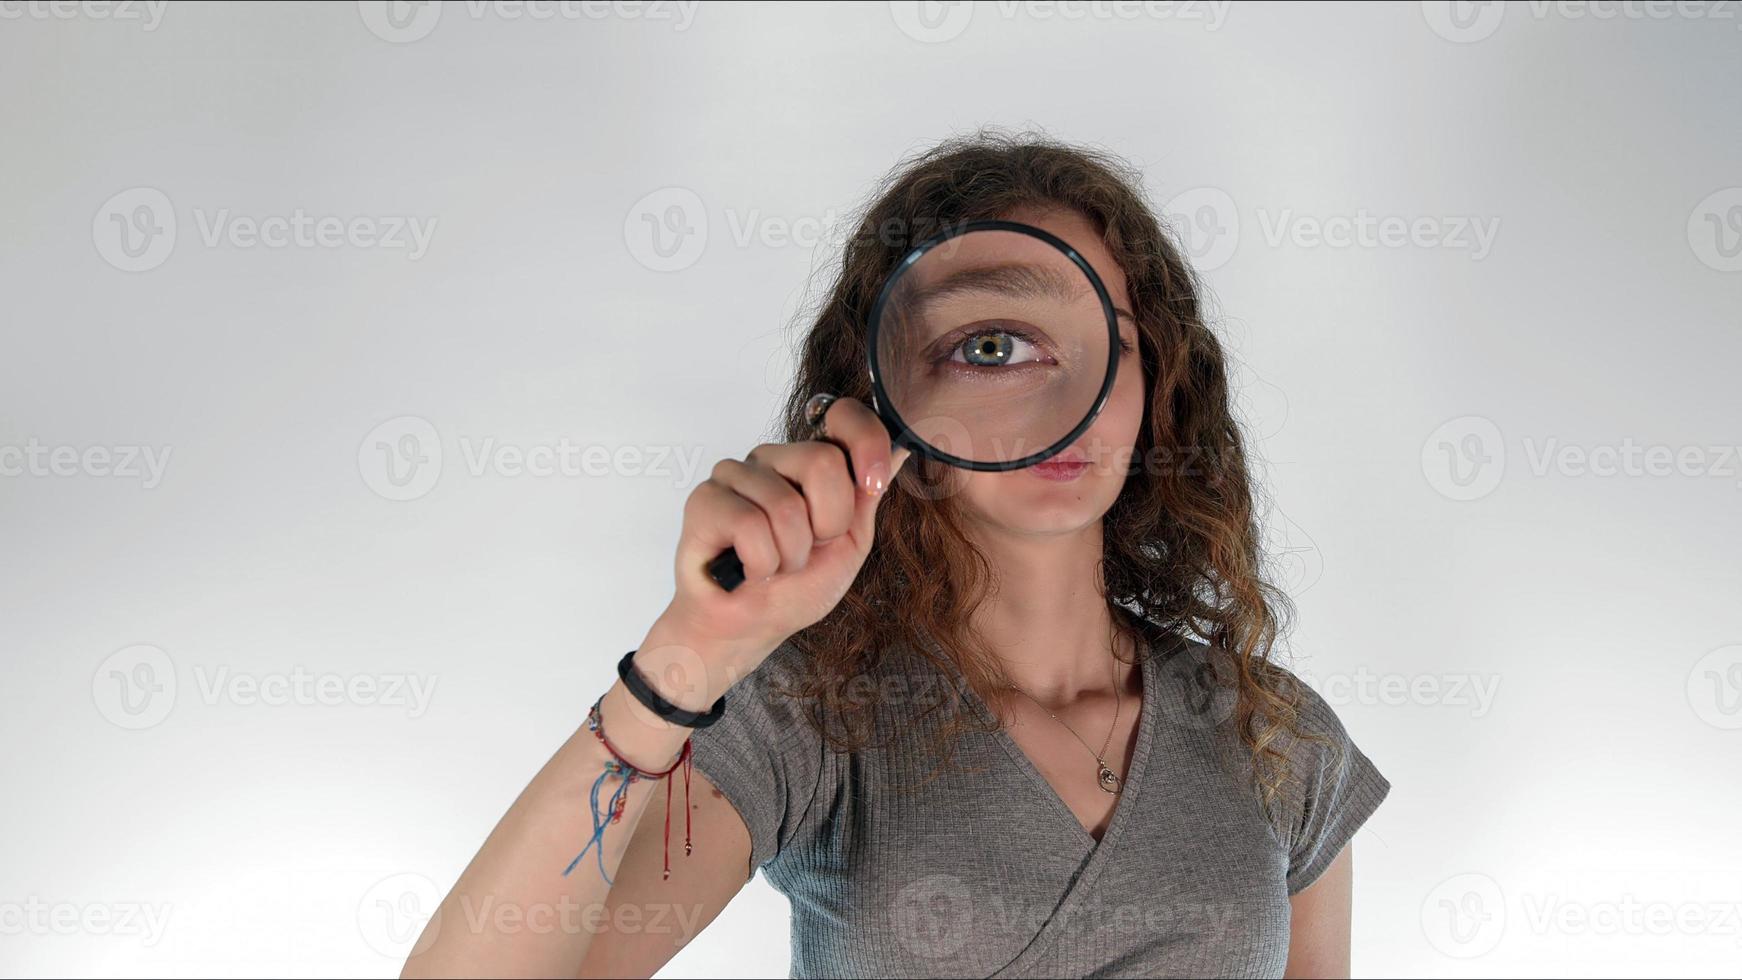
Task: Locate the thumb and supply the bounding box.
[851,447,912,542]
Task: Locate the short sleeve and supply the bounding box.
[686,642,826,875]
[1278,682,1391,895]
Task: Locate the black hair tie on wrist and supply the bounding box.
[617,650,726,729]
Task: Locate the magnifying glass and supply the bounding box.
[707,219,1121,591]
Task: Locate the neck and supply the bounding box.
[966,522,1130,702]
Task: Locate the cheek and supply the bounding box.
[947,365,1146,512]
[1089,362,1146,459]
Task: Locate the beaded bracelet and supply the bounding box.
[562,697,694,884]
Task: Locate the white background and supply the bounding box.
[3,1,1740,977]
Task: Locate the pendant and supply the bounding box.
[1097,763,1122,794]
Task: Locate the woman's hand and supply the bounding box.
[632,396,910,711]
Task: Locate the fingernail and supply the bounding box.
[865,460,890,496]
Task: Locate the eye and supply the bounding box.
[949,328,1047,367]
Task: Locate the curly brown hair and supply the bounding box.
[772,129,1307,807]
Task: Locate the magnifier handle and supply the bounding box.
[704,434,877,592]
[706,548,747,592]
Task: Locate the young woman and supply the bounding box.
[403,133,1390,979]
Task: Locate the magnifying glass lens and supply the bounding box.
[707,222,1121,592]
[874,228,1115,466]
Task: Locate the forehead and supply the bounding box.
[898,229,1097,309]
[889,239,1138,339]
[994,206,1132,310]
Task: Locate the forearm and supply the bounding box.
[400,679,696,979]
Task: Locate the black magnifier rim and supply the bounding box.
[865,219,1122,473]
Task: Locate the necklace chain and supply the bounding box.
[1004,618,1126,795]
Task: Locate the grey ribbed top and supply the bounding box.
[689,620,1390,978]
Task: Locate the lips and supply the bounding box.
[1029,450,1090,482]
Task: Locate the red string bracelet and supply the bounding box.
[584,698,695,880]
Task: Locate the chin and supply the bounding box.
[965,472,1121,537]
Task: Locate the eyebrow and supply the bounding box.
[899,261,1136,325]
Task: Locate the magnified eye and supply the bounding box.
[951,328,1046,367]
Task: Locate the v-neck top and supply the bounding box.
[689,619,1391,978]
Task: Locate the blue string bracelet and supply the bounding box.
[562,697,693,884]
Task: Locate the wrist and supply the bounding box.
[634,616,761,711]
[595,683,691,772]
